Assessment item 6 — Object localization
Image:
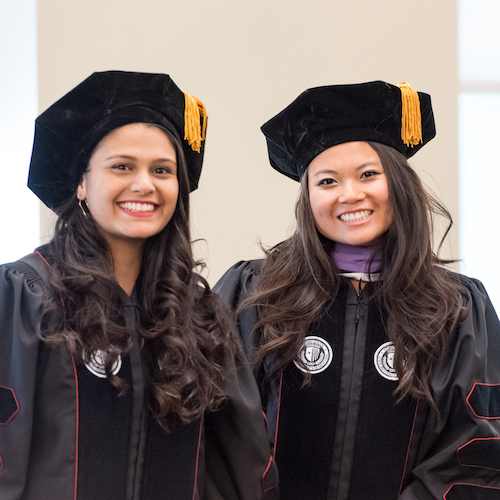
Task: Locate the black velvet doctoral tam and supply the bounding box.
[261,80,436,181]
[28,71,206,210]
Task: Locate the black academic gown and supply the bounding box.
[0,251,278,500]
[215,260,500,500]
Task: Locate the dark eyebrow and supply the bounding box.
[151,158,177,165]
[311,161,381,178]
[104,154,176,164]
[105,154,136,161]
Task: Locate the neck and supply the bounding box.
[350,278,367,293]
[107,239,143,295]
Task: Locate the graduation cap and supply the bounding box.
[261,80,436,181]
[28,70,208,209]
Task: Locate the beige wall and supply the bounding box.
[38,0,458,284]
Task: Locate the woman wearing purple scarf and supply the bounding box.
[215,81,500,500]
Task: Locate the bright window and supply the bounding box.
[0,0,39,263]
[458,0,500,309]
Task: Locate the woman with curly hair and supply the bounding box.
[0,71,276,500]
[216,81,500,500]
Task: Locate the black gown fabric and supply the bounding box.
[215,259,500,500]
[0,251,278,500]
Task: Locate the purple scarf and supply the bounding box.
[331,242,382,274]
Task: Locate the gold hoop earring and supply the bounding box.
[78,199,88,218]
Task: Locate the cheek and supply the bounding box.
[309,191,332,222]
[82,179,111,214]
[166,182,179,207]
[308,192,320,223]
[381,186,391,211]
[379,188,393,226]
[84,182,101,205]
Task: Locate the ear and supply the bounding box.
[77,176,87,200]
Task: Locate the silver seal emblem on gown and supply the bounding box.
[84,350,122,378]
[294,335,333,374]
[374,341,399,381]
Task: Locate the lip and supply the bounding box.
[338,209,373,223]
[118,201,158,217]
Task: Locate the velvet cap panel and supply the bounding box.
[28,71,205,209]
[261,80,436,181]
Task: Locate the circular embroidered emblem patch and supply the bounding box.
[374,341,398,381]
[84,350,122,378]
[294,336,333,374]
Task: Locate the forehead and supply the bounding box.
[308,141,382,175]
[88,123,177,165]
[98,122,173,146]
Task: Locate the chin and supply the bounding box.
[337,235,382,246]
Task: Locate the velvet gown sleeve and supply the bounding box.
[206,260,278,500]
[399,277,500,500]
[0,262,47,499]
[203,332,278,500]
[213,260,263,360]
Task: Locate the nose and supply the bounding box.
[338,181,365,204]
[130,170,154,194]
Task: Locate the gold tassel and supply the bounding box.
[183,92,207,153]
[397,82,422,147]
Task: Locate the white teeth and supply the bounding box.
[120,202,155,212]
[339,210,371,222]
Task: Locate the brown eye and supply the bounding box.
[319,178,335,186]
[112,164,128,171]
[154,166,173,175]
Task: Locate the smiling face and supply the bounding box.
[77,123,179,254]
[307,141,392,246]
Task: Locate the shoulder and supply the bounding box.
[213,260,264,308]
[450,272,500,338]
[0,252,53,348]
[442,271,500,360]
[219,259,264,278]
[445,270,492,307]
[1,247,53,299]
[446,269,483,289]
[0,249,54,331]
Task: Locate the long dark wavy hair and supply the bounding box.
[248,141,467,405]
[39,124,237,426]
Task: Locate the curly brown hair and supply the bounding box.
[39,125,237,426]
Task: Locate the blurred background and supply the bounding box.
[1,0,499,307]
